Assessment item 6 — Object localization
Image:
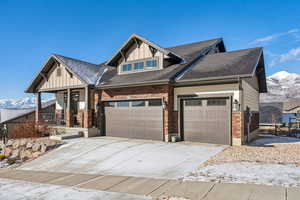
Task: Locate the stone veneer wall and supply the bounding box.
[232,112,245,145]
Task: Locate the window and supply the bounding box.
[105,102,115,107]
[116,101,129,107]
[146,59,158,68]
[185,99,202,106]
[134,62,144,70]
[132,100,145,107]
[56,67,61,76]
[122,64,132,72]
[121,58,159,74]
[207,99,227,106]
[148,99,162,106]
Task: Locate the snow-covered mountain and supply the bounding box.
[0,97,37,109]
[261,71,300,102]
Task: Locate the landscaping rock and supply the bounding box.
[12,141,20,149]
[32,143,41,152]
[26,142,33,149]
[4,147,12,157]
[32,152,40,158]
[0,138,62,168]
[11,149,20,158]
[40,144,47,154]
[6,140,13,146]
[19,139,27,147]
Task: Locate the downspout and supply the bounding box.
[238,76,245,144]
[247,110,252,143]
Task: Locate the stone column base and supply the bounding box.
[84,110,92,128]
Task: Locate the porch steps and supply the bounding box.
[49,126,88,140]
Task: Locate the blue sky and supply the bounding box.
[1,0,300,99]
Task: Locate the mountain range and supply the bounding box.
[0,97,40,109]
[260,71,300,102]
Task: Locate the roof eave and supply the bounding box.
[97,80,170,89]
[175,74,253,85]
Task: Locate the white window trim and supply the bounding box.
[119,57,160,75]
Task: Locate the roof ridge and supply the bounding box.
[215,47,263,54]
[166,38,222,49]
[52,54,99,66]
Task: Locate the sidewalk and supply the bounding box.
[0,169,299,200]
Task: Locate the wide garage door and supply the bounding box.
[104,99,163,140]
[182,97,231,145]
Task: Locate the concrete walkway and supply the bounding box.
[0,169,299,200]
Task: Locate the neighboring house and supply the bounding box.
[283,101,300,114]
[25,34,267,145]
[0,100,55,134]
[259,102,283,124]
[260,101,300,125]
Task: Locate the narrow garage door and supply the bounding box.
[182,98,231,145]
[104,99,163,140]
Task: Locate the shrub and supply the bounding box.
[9,121,50,139]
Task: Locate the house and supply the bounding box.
[259,101,300,125]
[25,34,267,145]
[259,102,283,124]
[0,100,55,135]
[283,101,300,114]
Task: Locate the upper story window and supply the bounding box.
[122,63,132,72]
[134,62,144,70]
[146,59,157,68]
[120,58,159,74]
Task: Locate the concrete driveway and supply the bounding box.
[19,137,226,179]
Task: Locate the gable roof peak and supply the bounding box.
[105,33,185,66]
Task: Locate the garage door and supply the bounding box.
[104,99,163,140]
[182,98,231,145]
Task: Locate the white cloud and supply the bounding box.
[250,29,299,44]
[279,47,300,62]
[266,47,300,67]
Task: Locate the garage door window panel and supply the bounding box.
[132,100,146,107]
[207,99,227,106]
[185,99,202,106]
[148,99,162,106]
[116,101,129,107]
[105,102,115,107]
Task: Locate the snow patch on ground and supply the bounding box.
[0,178,151,200]
[183,162,300,187]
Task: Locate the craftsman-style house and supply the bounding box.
[26,34,267,145]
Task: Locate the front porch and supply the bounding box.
[35,86,96,129]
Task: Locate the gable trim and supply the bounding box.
[106,33,185,66]
[25,55,88,93]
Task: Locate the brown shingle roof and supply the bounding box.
[177,47,262,81]
[97,38,222,88]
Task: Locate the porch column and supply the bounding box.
[35,92,42,124]
[66,88,72,127]
[84,86,92,128]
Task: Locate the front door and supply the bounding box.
[71,92,80,126]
